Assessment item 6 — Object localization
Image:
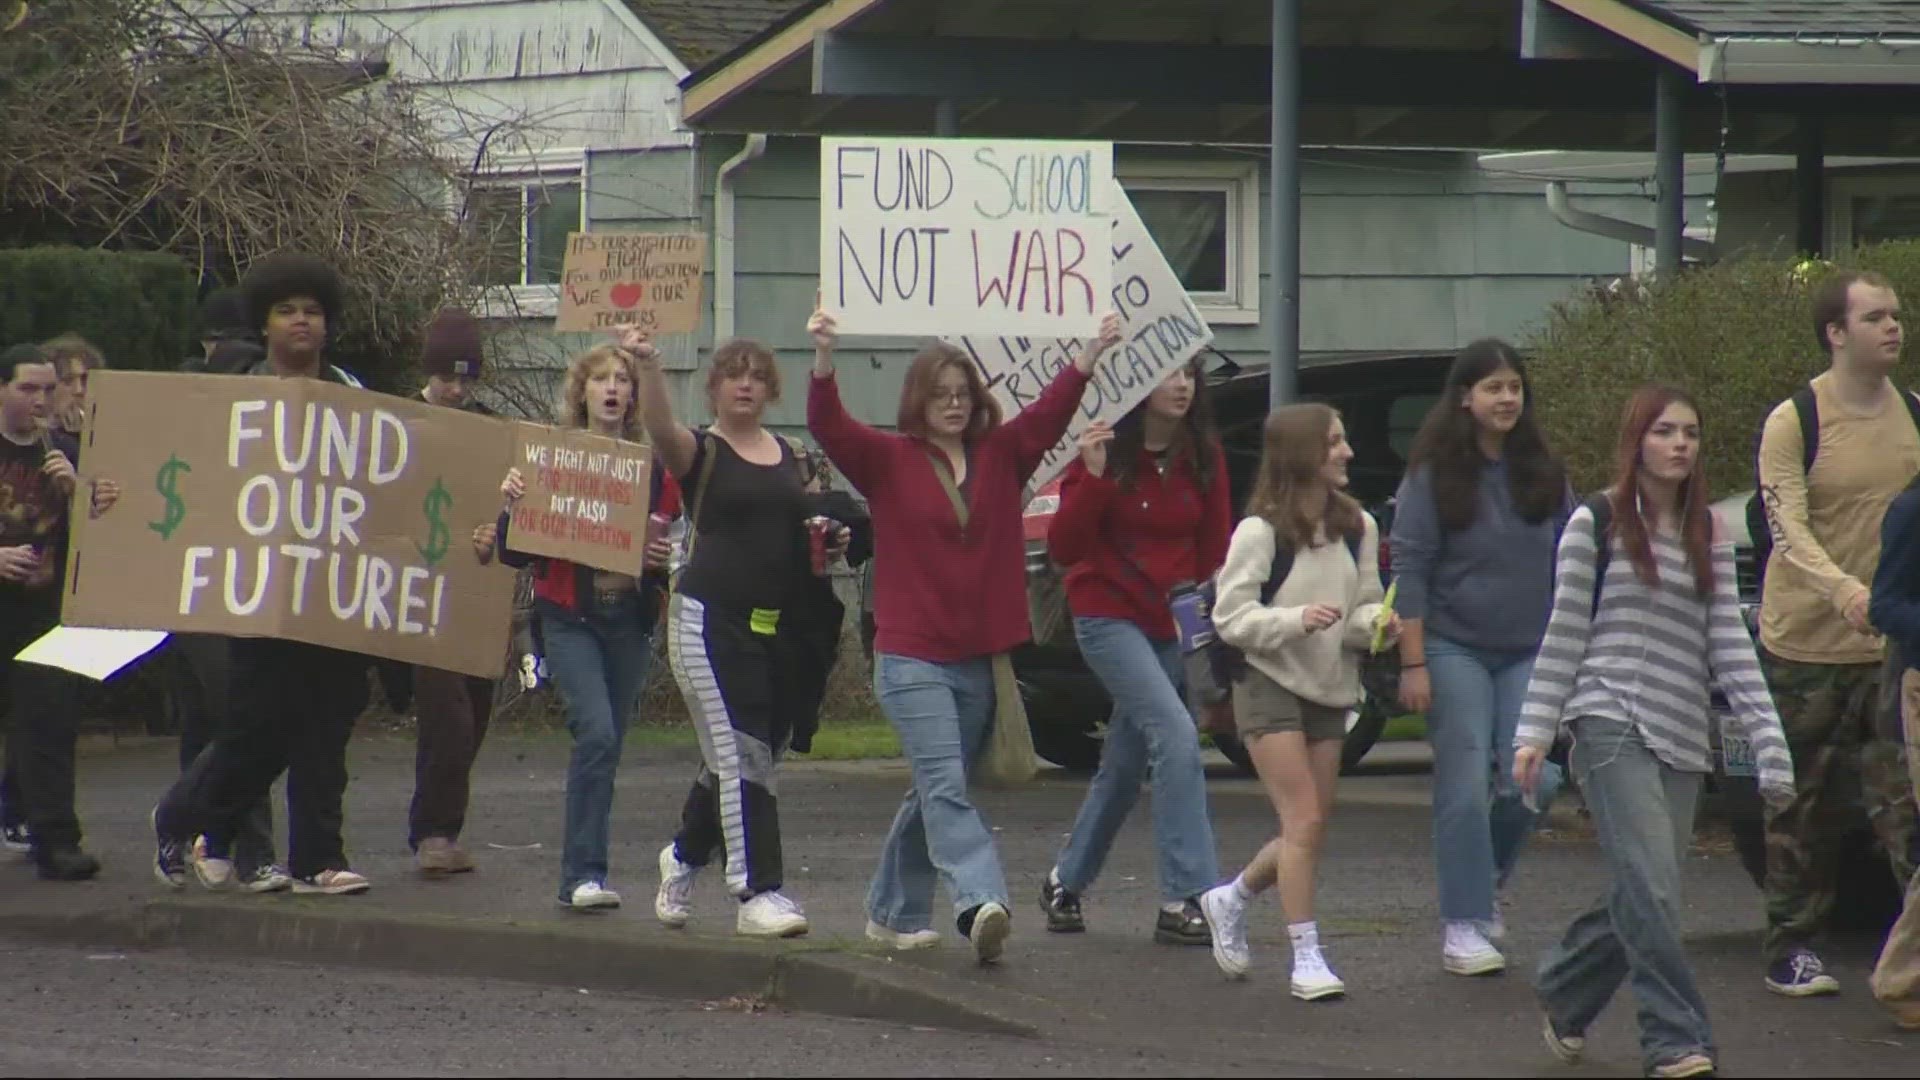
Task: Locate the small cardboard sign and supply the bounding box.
[505,424,654,575]
[555,231,706,335]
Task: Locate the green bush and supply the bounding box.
[1526,240,1920,498]
[0,246,200,370]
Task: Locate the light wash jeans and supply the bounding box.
[1056,617,1219,902]
[867,653,1009,933]
[538,594,654,902]
[1426,633,1563,921]
[1537,716,1713,1072]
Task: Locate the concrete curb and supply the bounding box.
[0,898,1039,1039]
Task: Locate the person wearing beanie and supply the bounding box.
[152,251,374,897]
[409,306,500,876]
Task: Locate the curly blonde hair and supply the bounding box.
[557,344,645,441]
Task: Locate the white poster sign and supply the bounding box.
[820,137,1114,337]
[951,182,1215,491]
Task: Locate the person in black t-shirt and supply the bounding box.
[633,328,847,940]
[0,343,118,880]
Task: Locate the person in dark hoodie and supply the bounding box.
[151,252,375,896]
[1867,475,1920,1030]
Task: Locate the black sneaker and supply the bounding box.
[1765,947,1840,997]
[0,824,28,855]
[1154,899,1213,947]
[33,845,101,882]
[151,807,187,889]
[1040,876,1085,933]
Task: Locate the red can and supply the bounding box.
[807,517,833,576]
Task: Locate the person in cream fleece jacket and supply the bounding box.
[1197,403,1396,1000]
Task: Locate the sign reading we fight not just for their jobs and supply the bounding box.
[951,181,1215,491]
[61,372,518,678]
[820,137,1114,337]
[506,423,653,575]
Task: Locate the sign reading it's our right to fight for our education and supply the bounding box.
[60,372,518,678]
[951,181,1215,491]
[506,423,653,575]
[555,231,706,335]
[820,137,1114,337]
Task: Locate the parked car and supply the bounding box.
[1707,492,1904,931]
[862,350,1454,774]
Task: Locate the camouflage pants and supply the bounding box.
[1869,670,1920,1027]
[1758,651,1917,962]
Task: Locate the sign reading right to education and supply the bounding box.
[819,137,1114,338]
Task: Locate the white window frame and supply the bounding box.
[470,149,588,320]
[1117,160,1261,325]
[1827,171,1920,249]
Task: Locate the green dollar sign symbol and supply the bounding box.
[418,478,452,565]
[149,454,190,540]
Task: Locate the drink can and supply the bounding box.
[646,512,671,543]
[807,517,833,576]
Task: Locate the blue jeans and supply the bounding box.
[867,653,1009,933]
[1426,633,1563,921]
[1056,617,1219,902]
[1538,717,1712,1071]
[538,594,654,901]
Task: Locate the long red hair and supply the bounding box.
[1607,385,1714,598]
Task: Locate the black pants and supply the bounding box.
[665,594,790,899]
[409,667,493,847]
[169,633,277,869]
[0,604,81,851]
[156,639,368,879]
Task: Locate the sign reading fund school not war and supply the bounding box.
[821,137,1114,337]
[951,181,1215,491]
[63,372,517,678]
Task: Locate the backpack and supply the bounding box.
[1200,528,1363,689]
[1745,384,1920,598]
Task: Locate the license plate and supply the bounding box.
[1720,729,1756,777]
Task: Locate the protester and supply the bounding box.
[496,340,677,912]
[40,333,102,438]
[0,343,118,880]
[180,288,257,373]
[808,303,1122,964]
[407,307,503,876]
[1390,338,1571,976]
[1754,269,1920,996]
[1040,359,1229,945]
[1197,403,1395,997]
[151,252,375,896]
[637,329,844,939]
[1868,466,1920,1031]
[1517,385,1793,1080]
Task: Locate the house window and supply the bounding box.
[468,174,583,288]
[1846,194,1920,245]
[1829,174,1920,248]
[1119,163,1260,324]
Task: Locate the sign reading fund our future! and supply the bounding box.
[820,137,1114,337]
[63,372,517,678]
[506,424,653,575]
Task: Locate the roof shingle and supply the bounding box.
[623,0,810,65]
[1630,1,1920,37]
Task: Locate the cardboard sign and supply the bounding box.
[952,182,1215,490]
[556,232,706,335]
[63,372,517,678]
[820,137,1114,337]
[505,424,653,575]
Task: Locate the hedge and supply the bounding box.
[0,246,201,369]
[1526,240,1920,499]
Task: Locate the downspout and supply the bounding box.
[713,134,769,343]
[1544,181,1716,262]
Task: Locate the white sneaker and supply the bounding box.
[189,837,235,891]
[291,869,371,895]
[564,881,621,910]
[655,845,698,929]
[738,891,809,938]
[1198,884,1251,979]
[968,902,1010,964]
[1442,920,1506,976]
[1289,950,1346,1001]
[865,920,942,951]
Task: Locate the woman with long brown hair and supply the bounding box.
[808,304,1121,964]
[1514,385,1792,1080]
[1199,403,1396,999]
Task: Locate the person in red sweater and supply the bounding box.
[807,303,1122,965]
[1038,357,1231,945]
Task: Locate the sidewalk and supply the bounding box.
[5,731,1911,1077]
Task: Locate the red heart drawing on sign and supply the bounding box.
[609,283,644,308]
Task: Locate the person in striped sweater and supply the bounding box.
[1514,385,1794,1080]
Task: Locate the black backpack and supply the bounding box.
[1201,529,1363,688]
[1745,384,1920,598]
[1583,491,1617,617]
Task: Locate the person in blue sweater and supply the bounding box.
[1866,479,1920,1030]
[1390,338,1571,977]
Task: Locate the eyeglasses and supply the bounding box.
[933,390,973,406]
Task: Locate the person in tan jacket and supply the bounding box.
[1756,269,1920,997]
